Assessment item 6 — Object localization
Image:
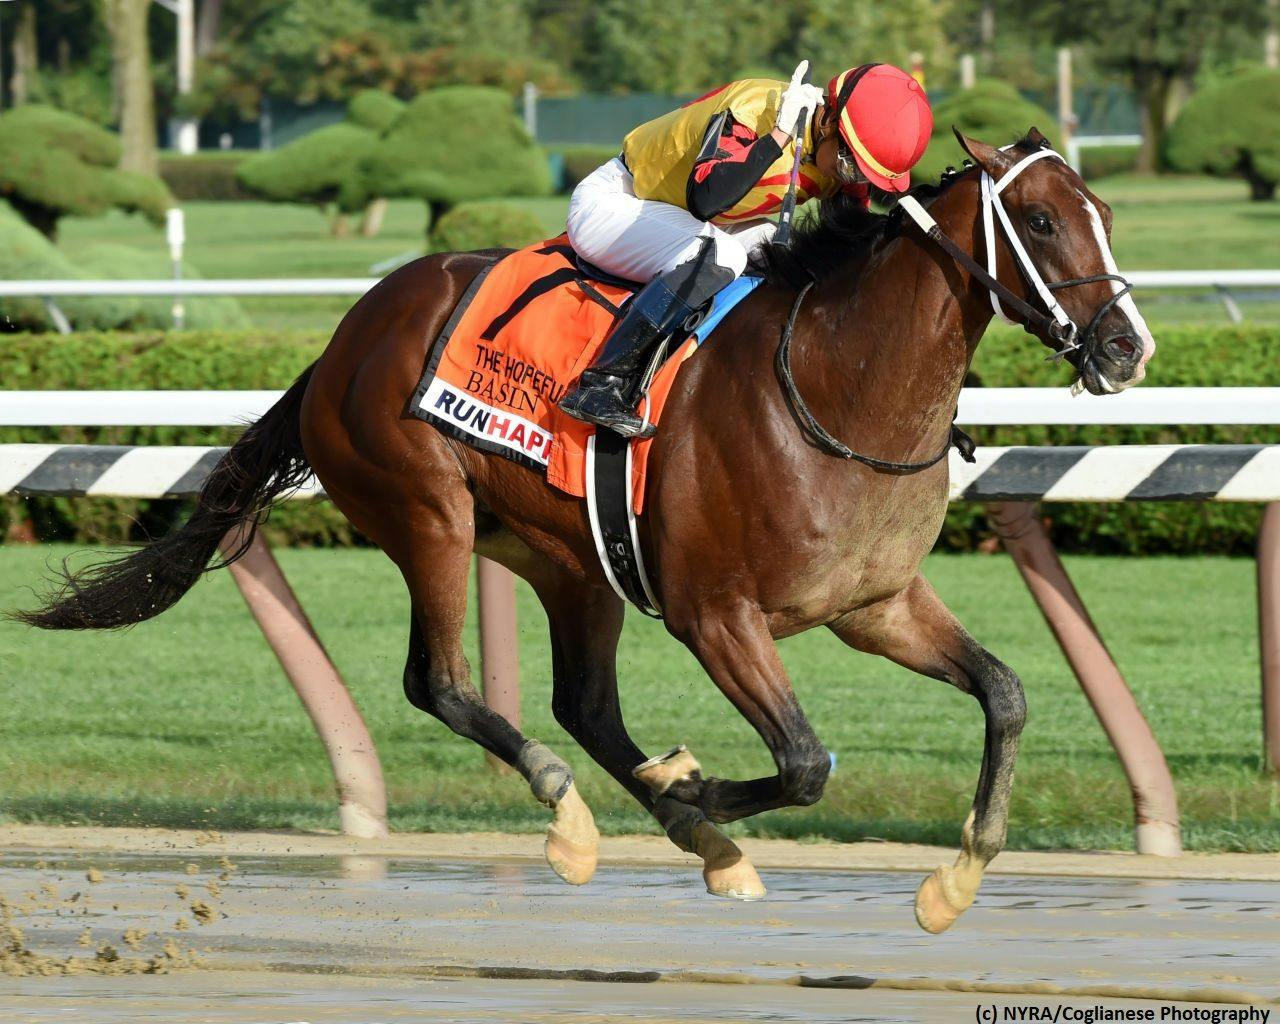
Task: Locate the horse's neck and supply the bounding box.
[797,189,991,462]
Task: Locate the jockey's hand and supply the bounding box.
[774,60,825,139]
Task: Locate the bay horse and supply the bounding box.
[16,130,1154,933]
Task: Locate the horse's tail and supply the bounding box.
[14,364,317,631]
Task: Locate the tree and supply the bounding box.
[1038,0,1265,173]
[1166,67,1280,200]
[99,0,157,174]
[236,90,407,236]
[414,0,534,56]
[11,1,39,105]
[787,0,953,86]
[196,0,225,57]
[0,105,171,239]
[580,0,788,93]
[237,122,380,236]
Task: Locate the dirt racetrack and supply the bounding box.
[2,827,1278,1022]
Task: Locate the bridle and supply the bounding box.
[900,145,1134,375]
[776,144,1134,471]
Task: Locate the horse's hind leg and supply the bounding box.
[536,576,765,900]
[397,519,599,886]
[829,574,1026,935]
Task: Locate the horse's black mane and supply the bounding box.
[749,132,1049,289]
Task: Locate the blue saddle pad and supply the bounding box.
[691,276,764,346]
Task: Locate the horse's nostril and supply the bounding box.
[1107,336,1137,360]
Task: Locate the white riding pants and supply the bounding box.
[566,157,776,283]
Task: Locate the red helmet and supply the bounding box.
[826,64,933,193]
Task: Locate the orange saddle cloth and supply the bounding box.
[410,236,719,513]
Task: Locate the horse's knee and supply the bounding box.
[781,746,831,806]
[403,658,479,727]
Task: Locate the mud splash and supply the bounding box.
[0,859,221,977]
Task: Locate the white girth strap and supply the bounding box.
[980,147,1075,335]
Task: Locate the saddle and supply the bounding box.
[410,235,761,614]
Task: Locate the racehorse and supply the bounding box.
[15,130,1153,933]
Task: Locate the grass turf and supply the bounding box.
[2,545,1275,851]
[54,175,1280,334]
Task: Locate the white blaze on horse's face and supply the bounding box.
[1076,189,1156,383]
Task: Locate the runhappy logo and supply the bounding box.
[423,379,552,464]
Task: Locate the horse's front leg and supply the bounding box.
[658,599,832,824]
[533,574,766,900]
[830,574,1026,935]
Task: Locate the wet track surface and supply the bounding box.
[2,852,1277,1022]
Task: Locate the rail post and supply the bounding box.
[220,527,389,838]
[476,556,520,772]
[1259,502,1280,774]
[986,502,1182,856]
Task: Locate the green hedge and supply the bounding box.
[3,325,1278,554]
[159,153,254,201]
[1079,144,1139,181]
[0,331,347,548]
[429,201,547,252]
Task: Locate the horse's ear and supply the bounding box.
[1026,126,1053,150]
[952,128,1014,178]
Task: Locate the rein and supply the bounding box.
[775,281,976,470]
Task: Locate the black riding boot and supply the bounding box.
[560,249,734,439]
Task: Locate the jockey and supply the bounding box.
[560,61,934,438]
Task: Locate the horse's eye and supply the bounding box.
[1028,213,1052,234]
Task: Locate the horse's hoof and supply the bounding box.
[633,745,702,797]
[692,821,765,901]
[544,782,599,886]
[914,866,968,934]
[545,824,598,886]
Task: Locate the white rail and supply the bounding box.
[0,279,379,297]
[4,387,1280,427]
[3,443,1278,503]
[0,271,1277,298]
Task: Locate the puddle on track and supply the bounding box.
[2,852,1277,1021]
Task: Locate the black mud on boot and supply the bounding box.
[560,247,734,439]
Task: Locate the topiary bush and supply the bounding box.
[354,86,551,221]
[1166,67,1280,201]
[346,89,406,132]
[429,201,547,252]
[236,122,379,232]
[914,80,1059,185]
[159,153,253,201]
[0,105,173,239]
